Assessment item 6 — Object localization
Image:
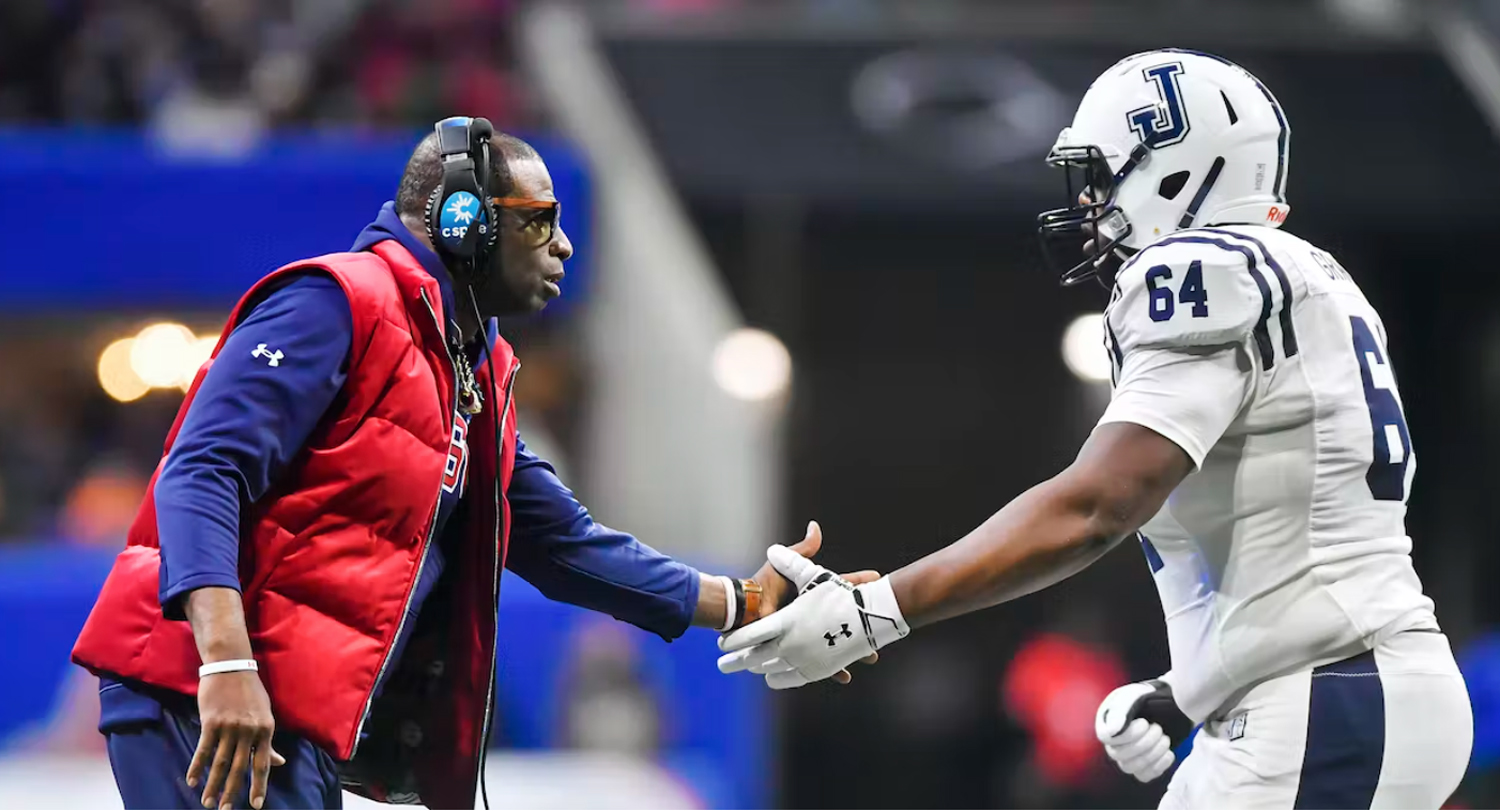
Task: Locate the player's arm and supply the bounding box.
[890,420,1191,627]
[159,274,352,810]
[717,418,1202,687]
[719,237,1265,687]
[893,240,1268,623]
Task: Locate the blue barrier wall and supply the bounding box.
[0,129,590,312]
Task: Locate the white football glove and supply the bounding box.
[717,544,909,689]
[1094,679,1193,783]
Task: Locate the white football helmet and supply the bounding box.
[1038,49,1291,285]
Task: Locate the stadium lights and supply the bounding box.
[130,323,198,388]
[98,337,150,403]
[1061,313,1112,384]
[184,336,217,390]
[712,327,792,402]
[98,323,217,402]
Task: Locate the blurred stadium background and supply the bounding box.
[3,0,1500,807]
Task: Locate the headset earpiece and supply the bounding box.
[423,185,444,245]
[424,116,501,275]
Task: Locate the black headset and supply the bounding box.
[424,116,499,277]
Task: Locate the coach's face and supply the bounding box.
[483,157,573,315]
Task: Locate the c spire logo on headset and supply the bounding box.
[438,191,489,249]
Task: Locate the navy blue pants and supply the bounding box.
[102,685,342,810]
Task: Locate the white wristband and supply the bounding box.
[717,575,738,633]
[857,576,911,650]
[199,659,258,678]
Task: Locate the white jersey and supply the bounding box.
[1097,224,1438,722]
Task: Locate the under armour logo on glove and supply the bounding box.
[251,343,284,367]
[718,543,910,690]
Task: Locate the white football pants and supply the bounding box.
[1159,630,1472,810]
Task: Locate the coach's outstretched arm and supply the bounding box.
[718,420,1193,688]
[504,438,877,682]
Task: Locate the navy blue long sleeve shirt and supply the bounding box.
[99,203,700,728]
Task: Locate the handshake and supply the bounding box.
[716,532,908,689]
[718,522,1192,784]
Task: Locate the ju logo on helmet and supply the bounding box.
[1127,62,1191,149]
[438,190,489,249]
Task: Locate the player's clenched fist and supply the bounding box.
[717,544,906,689]
[1094,679,1193,783]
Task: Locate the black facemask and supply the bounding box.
[1036,142,1151,287]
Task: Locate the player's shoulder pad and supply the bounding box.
[1107,229,1275,355]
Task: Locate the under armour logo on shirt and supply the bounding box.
[251,343,284,367]
[824,624,853,646]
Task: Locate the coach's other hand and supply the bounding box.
[189,669,285,809]
[748,521,881,685]
[182,587,286,809]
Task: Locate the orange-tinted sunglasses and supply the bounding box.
[492,197,561,248]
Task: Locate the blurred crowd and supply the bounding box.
[0,0,534,134]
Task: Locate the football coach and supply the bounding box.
[72,117,849,810]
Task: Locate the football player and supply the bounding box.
[718,49,1472,808]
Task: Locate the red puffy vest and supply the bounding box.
[72,239,519,808]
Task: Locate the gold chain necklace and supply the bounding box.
[451,338,484,416]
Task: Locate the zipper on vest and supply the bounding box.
[350,290,459,756]
[477,361,518,809]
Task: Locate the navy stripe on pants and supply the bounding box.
[1294,649,1385,809]
[105,702,342,810]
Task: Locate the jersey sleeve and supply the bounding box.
[1107,235,1271,356]
[1098,344,1253,468]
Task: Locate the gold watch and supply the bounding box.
[734,578,763,629]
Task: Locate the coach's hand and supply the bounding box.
[188,670,285,810]
[748,521,881,685]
